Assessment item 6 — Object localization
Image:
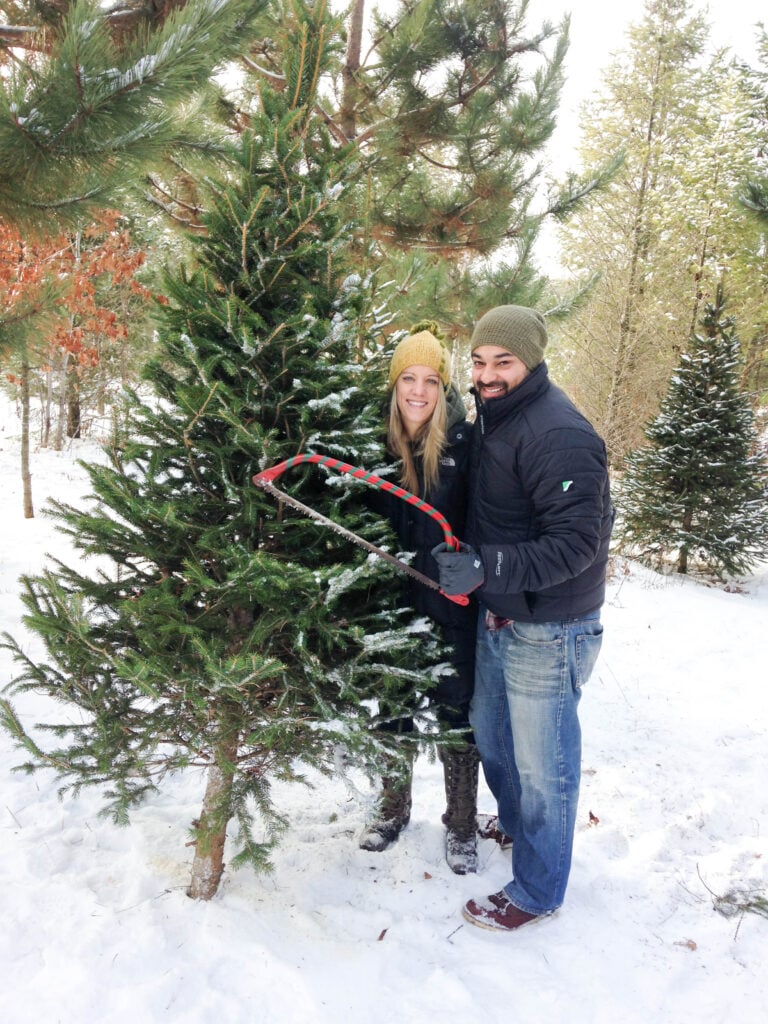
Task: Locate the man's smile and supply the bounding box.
[478,382,508,399]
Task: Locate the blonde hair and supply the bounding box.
[387,384,447,496]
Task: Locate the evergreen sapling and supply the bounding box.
[617,287,768,578]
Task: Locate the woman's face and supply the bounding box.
[395,364,441,438]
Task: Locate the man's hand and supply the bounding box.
[431,542,485,596]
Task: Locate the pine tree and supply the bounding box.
[346,0,568,320]
[0,0,263,234]
[0,0,264,398]
[617,286,768,578]
[0,0,442,900]
[192,0,615,345]
[341,0,625,334]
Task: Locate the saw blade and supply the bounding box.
[254,477,470,605]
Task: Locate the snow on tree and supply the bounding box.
[617,285,768,578]
[0,0,443,901]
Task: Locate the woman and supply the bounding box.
[359,322,479,874]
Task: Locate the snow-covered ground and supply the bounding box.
[1,414,766,1024]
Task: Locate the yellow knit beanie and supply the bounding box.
[387,320,451,389]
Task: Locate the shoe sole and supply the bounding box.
[447,861,478,875]
[461,905,547,933]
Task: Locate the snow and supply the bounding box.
[1,416,766,1024]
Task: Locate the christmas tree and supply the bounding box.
[618,285,768,578]
[0,0,442,900]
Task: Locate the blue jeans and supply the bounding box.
[470,608,604,915]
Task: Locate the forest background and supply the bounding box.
[0,0,766,907]
[3,0,767,454]
[3,0,767,472]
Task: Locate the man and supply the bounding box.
[432,305,613,933]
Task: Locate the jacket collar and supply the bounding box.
[471,361,550,429]
[445,382,469,434]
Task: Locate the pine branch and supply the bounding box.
[0,0,265,231]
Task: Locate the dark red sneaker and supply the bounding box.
[462,890,543,932]
[476,813,513,851]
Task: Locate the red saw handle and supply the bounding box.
[254,452,462,552]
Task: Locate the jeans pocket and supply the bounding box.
[575,628,603,689]
[506,621,565,694]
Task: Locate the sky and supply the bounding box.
[1,406,766,1024]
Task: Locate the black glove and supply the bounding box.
[431,542,485,596]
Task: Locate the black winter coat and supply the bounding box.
[382,385,475,631]
[467,362,613,623]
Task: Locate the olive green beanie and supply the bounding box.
[470,305,548,370]
[387,323,451,389]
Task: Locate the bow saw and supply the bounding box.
[253,453,470,606]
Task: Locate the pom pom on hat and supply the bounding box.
[387,319,451,389]
[470,305,548,369]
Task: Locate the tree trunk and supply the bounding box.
[677,508,693,574]
[604,44,664,460]
[66,359,81,439]
[66,236,82,440]
[53,349,68,451]
[604,162,652,454]
[340,0,365,139]
[20,347,34,519]
[187,730,239,900]
[67,390,81,439]
[42,365,53,449]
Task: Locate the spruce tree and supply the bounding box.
[0,0,441,900]
[618,286,768,578]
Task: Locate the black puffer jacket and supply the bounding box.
[467,362,613,623]
[384,384,475,629]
